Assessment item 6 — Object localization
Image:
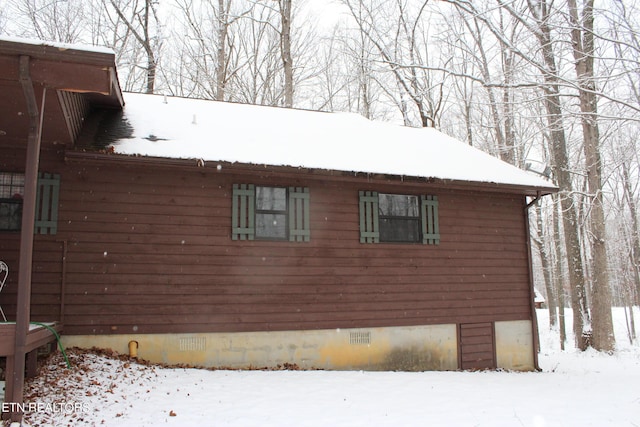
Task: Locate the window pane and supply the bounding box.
[0,173,24,199]
[0,173,24,231]
[256,213,287,239]
[0,202,22,231]
[379,218,420,242]
[256,187,286,211]
[379,194,418,217]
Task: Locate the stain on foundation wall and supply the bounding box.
[62,322,534,371]
[62,324,459,371]
[494,320,535,371]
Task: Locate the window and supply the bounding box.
[0,172,60,234]
[232,184,310,242]
[378,193,421,243]
[0,172,24,231]
[359,191,439,245]
[256,186,287,239]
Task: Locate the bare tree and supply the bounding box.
[216,0,232,100]
[277,0,293,107]
[439,5,525,164]
[528,2,591,350]
[443,0,592,348]
[104,0,162,94]
[232,2,281,104]
[616,157,639,342]
[170,0,256,100]
[5,0,640,355]
[607,1,640,114]
[566,0,614,352]
[222,0,315,107]
[552,193,568,349]
[342,0,445,128]
[167,0,218,98]
[304,23,389,120]
[621,157,640,305]
[533,202,559,328]
[300,27,348,112]
[8,0,87,42]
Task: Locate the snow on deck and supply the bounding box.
[113,93,555,191]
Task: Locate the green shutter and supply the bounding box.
[289,187,310,242]
[421,195,440,245]
[232,184,255,240]
[34,172,60,235]
[359,191,379,243]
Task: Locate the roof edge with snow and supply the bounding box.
[101,93,556,196]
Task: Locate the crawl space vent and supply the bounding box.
[349,331,371,345]
[179,337,206,352]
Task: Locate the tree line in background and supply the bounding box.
[2,0,640,352]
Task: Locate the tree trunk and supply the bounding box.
[146,54,156,94]
[624,285,637,344]
[536,203,558,327]
[622,160,640,306]
[142,0,155,94]
[279,0,293,107]
[215,0,229,101]
[567,0,614,351]
[465,16,506,160]
[528,0,590,350]
[108,0,158,94]
[553,193,567,349]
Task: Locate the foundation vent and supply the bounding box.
[349,331,371,345]
[179,337,206,352]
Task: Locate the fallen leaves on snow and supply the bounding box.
[18,346,307,426]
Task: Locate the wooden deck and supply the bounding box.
[0,322,62,358]
[0,322,62,398]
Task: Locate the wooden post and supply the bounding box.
[525,193,542,371]
[7,55,45,422]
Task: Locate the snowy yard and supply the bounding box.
[15,308,640,427]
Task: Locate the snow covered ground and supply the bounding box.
[16,308,640,427]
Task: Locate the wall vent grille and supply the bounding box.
[349,331,371,345]
[179,337,206,352]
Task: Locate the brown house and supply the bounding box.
[0,37,556,388]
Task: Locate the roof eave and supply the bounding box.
[65,151,558,196]
[0,38,124,110]
[0,39,116,67]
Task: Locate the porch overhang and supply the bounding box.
[0,37,124,422]
[0,37,123,108]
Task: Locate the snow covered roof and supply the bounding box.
[0,35,114,55]
[111,92,556,194]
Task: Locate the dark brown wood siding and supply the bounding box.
[0,146,66,323]
[0,81,73,147]
[0,150,534,336]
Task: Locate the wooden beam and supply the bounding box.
[524,196,542,371]
[30,59,112,94]
[7,55,44,423]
